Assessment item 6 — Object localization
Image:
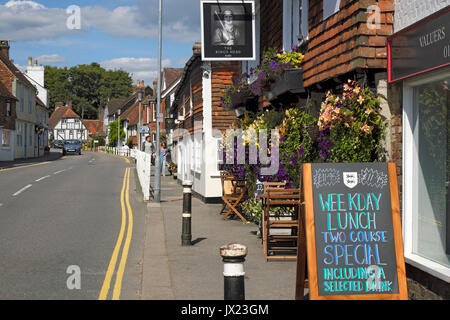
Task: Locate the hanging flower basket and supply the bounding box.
[268,68,305,101]
[305,124,320,142]
[229,92,247,108]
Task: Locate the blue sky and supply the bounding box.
[1,0,202,84]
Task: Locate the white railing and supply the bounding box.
[101,146,132,157]
[99,146,151,201]
[135,150,152,201]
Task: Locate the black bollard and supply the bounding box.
[181,180,193,246]
[220,244,247,300]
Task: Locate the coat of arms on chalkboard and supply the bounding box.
[343,172,358,189]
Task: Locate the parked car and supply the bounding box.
[51,140,64,149]
[62,139,82,156]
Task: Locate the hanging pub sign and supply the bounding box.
[200,0,256,61]
[299,163,408,300]
[388,6,450,83]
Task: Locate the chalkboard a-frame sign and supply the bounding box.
[299,163,408,300]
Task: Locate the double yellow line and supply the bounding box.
[98,167,134,300]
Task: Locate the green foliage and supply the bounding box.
[108,119,126,147]
[45,63,133,118]
[277,108,319,187]
[126,138,134,149]
[87,136,105,148]
[318,80,386,162]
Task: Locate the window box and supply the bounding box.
[268,68,305,100]
[230,92,259,114]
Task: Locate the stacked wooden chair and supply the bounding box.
[262,182,301,261]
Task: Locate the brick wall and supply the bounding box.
[211,62,241,132]
[303,0,394,88]
[0,59,15,93]
[0,98,16,130]
[260,0,283,55]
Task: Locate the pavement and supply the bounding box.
[0,149,63,170]
[141,172,302,300]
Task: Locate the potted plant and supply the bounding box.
[168,161,178,179]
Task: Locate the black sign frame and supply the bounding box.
[200,0,256,61]
[388,6,450,83]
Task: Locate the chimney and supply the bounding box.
[141,80,145,87]
[133,80,141,94]
[34,59,38,67]
[153,78,158,98]
[66,101,72,109]
[55,102,64,109]
[193,42,201,55]
[0,40,10,60]
[28,57,33,66]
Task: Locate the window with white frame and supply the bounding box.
[19,84,24,112]
[403,71,450,281]
[243,0,260,82]
[194,133,202,173]
[28,89,32,113]
[190,81,194,116]
[283,0,309,51]
[189,135,194,171]
[182,94,186,118]
[323,0,340,20]
[2,130,10,147]
[16,123,22,146]
[6,101,11,116]
[152,103,156,122]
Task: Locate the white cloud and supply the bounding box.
[100,57,171,85]
[0,0,200,43]
[35,54,66,64]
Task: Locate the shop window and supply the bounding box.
[404,73,450,280]
[323,0,340,20]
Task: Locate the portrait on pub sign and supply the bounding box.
[201,0,255,61]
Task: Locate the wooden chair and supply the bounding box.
[260,182,287,244]
[220,171,248,223]
[263,188,301,261]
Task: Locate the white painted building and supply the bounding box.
[49,102,89,142]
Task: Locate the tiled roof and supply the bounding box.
[164,68,184,92]
[82,120,104,137]
[0,81,17,100]
[0,54,35,89]
[106,98,126,116]
[49,106,80,129]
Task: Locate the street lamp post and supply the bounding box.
[138,90,143,150]
[154,0,163,203]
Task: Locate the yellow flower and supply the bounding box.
[353,87,360,94]
[365,108,373,115]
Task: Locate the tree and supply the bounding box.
[45,63,133,118]
[108,119,126,147]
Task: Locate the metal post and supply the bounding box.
[181,181,193,246]
[138,101,142,150]
[117,115,120,149]
[220,244,247,300]
[154,0,163,203]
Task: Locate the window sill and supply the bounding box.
[404,253,450,283]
